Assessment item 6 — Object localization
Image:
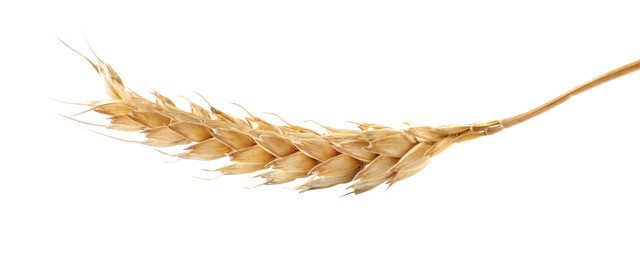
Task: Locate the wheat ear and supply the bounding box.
[59,40,640,195]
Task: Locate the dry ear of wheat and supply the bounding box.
[59,40,640,195]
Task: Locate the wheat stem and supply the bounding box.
[501,58,640,128]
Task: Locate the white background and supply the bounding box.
[2,1,640,259]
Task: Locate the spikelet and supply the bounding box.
[60,40,640,195]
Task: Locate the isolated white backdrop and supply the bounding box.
[1,1,640,259]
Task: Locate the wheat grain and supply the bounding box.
[59,40,640,195]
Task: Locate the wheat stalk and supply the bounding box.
[59,40,640,195]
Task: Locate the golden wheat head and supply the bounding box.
[60,40,640,195]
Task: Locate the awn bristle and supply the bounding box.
[60,40,640,195]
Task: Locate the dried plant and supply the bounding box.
[59,40,640,195]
